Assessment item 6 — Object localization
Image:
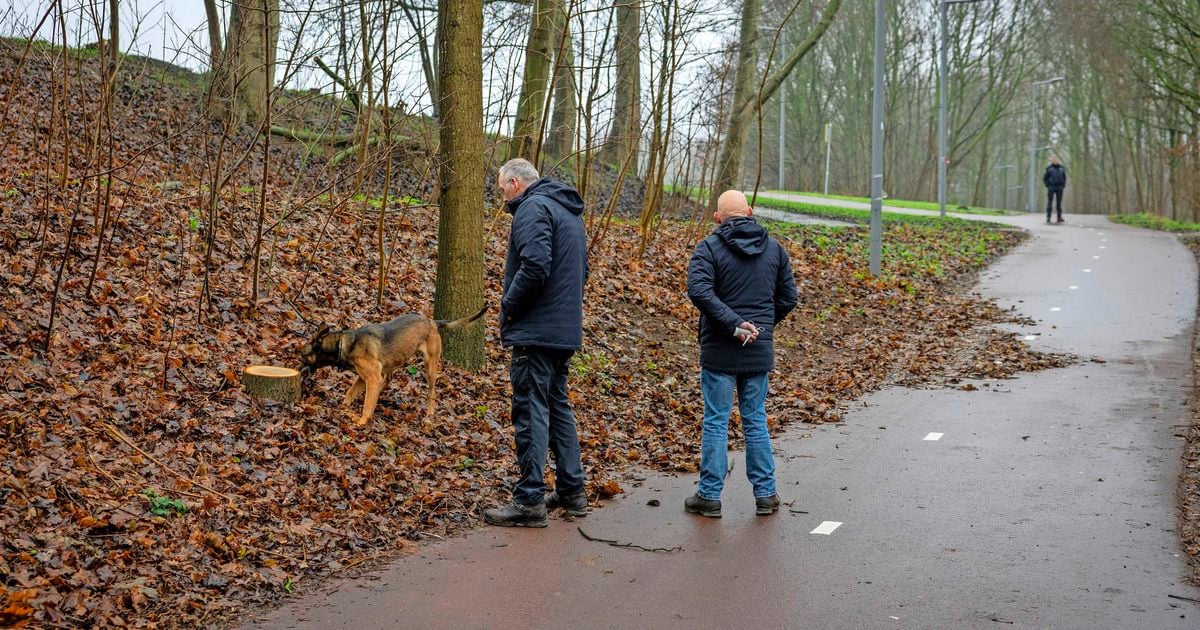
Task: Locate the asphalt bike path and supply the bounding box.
[245,205,1198,629]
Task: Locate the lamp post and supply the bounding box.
[756,25,786,191]
[869,0,884,276]
[938,0,985,218]
[1026,77,1065,212]
[823,122,832,195]
[995,163,1014,209]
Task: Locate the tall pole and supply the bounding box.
[869,0,884,276]
[823,122,832,195]
[1027,77,1065,213]
[1026,82,1038,213]
[778,81,786,190]
[938,0,984,218]
[937,1,948,217]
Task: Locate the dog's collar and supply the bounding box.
[336,333,351,365]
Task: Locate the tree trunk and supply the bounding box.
[203,0,223,69]
[706,0,760,212]
[212,0,279,124]
[509,0,556,161]
[709,0,841,213]
[108,0,119,62]
[604,0,641,167]
[544,4,577,160]
[434,0,486,369]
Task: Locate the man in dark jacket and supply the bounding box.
[484,158,589,528]
[684,190,798,518]
[1043,155,1067,223]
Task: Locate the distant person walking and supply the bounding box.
[484,158,589,528]
[683,190,797,518]
[1043,155,1067,223]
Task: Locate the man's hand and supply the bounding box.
[734,321,760,345]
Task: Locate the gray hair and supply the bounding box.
[499,158,540,185]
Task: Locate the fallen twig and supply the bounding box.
[577,527,682,553]
[1168,594,1200,605]
[104,423,236,504]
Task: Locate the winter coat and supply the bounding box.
[500,178,589,350]
[1043,164,1067,191]
[686,216,798,373]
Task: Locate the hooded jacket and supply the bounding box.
[500,178,589,350]
[687,216,798,373]
[1043,163,1067,191]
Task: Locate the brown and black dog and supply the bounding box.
[299,306,486,425]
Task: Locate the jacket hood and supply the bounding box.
[715,216,768,257]
[506,178,585,216]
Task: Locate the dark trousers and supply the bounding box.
[1046,189,1064,219]
[509,346,585,505]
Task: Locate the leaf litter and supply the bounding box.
[0,47,1068,627]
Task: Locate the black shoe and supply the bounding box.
[1046,217,1052,223]
[483,501,548,528]
[1056,217,1064,223]
[544,490,588,516]
[684,494,721,518]
[755,494,781,516]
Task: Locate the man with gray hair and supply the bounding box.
[484,158,590,528]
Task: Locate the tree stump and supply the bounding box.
[242,366,301,403]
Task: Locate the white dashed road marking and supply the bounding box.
[924,433,944,441]
[1083,269,1092,273]
[1023,335,1037,341]
[1069,286,1078,290]
[1050,307,1062,312]
[811,521,843,535]
[1092,255,1100,259]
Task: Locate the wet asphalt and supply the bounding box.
[243,210,1198,630]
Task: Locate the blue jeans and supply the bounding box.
[697,369,777,500]
[510,346,586,506]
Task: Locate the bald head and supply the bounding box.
[715,190,753,223]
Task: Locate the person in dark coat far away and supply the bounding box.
[484,158,590,528]
[1044,155,1067,223]
[683,190,798,518]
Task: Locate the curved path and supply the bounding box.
[244,206,1198,629]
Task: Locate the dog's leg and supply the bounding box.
[420,332,442,418]
[344,376,366,406]
[353,358,385,426]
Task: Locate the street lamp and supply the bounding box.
[1026,77,1065,212]
[869,0,885,275]
[938,0,985,218]
[994,163,1014,209]
[757,26,786,191]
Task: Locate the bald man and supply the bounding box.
[684,190,798,517]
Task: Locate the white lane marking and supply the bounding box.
[1083,269,1092,273]
[1099,246,1106,249]
[924,432,944,441]
[1102,238,1108,242]
[811,521,843,535]
[1069,285,1079,290]
[1023,335,1037,341]
[1092,255,1100,259]
[1098,232,1105,235]
[1050,307,1062,312]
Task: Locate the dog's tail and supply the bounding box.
[435,304,488,331]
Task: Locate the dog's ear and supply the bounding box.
[312,323,333,341]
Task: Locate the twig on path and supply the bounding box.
[577,527,682,553]
[104,423,236,505]
[1168,594,1200,605]
[725,460,735,479]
